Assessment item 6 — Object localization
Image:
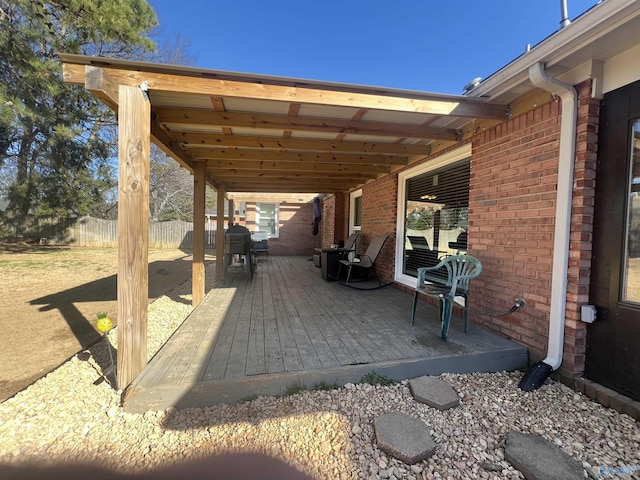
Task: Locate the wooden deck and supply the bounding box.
[124,256,527,412]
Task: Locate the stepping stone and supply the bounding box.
[373,412,436,465]
[505,431,583,480]
[409,376,460,410]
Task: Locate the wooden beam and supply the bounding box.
[176,132,430,155]
[204,159,389,174]
[117,84,150,389]
[62,62,86,85]
[224,183,354,193]
[85,66,119,111]
[213,175,359,185]
[206,168,378,181]
[83,66,509,120]
[215,186,225,282]
[151,121,221,192]
[192,161,206,306]
[154,108,460,141]
[189,147,406,166]
[210,96,232,135]
[215,180,360,192]
[150,119,194,171]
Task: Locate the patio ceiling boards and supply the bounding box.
[60,53,509,194]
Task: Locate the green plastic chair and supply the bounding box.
[410,254,482,341]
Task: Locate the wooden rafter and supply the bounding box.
[282,103,300,139]
[203,159,390,174]
[187,147,407,165]
[210,96,232,135]
[155,107,460,141]
[175,133,428,155]
[207,168,379,180]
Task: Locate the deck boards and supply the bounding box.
[126,256,528,412]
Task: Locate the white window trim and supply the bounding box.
[394,145,472,288]
[349,189,362,235]
[255,202,280,238]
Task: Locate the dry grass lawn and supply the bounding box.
[0,245,203,402]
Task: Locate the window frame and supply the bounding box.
[349,189,363,252]
[394,145,471,288]
[255,202,280,238]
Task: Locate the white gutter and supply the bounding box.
[528,62,578,370]
[468,0,640,102]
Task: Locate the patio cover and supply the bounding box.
[60,53,509,389]
[60,53,509,194]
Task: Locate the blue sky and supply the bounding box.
[148,0,598,94]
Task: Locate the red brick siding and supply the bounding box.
[565,80,599,376]
[245,201,316,256]
[341,192,350,240]
[315,81,598,381]
[361,175,397,283]
[470,79,598,378]
[321,195,336,249]
[320,193,347,248]
[334,193,347,245]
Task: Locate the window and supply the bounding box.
[350,189,363,251]
[395,146,471,287]
[255,202,279,237]
[623,119,640,303]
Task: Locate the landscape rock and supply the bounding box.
[1,272,639,479]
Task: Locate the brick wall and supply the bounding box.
[320,193,347,248]
[245,201,317,256]
[469,79,598,379]
[335,193,347,245]
[565,80,599,377]
[321,195,335,249]
[361,175,397,284]
[312,81,599,381]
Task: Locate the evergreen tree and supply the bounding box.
[0,0,157,237]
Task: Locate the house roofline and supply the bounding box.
[467,0,640,101]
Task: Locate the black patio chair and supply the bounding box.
[337,234,389,286]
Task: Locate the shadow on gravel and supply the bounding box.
[29,256,194,349]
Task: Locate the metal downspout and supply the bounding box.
[528,62,578,371]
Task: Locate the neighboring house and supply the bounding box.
[319,2,640,402]
[204,201,240,228]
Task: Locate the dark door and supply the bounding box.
[587,80,640,401]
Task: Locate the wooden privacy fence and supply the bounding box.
[69,216,216,249]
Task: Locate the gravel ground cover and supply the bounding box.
[1,275,639,479]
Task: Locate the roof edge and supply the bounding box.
[467,0,640,99]
[57,52,492,104]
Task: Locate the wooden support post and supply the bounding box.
[192,161,206,306]
[117,84,150,390]
[229,199,235,225]
[215,185,226,282]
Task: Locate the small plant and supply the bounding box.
[360,371,397,386]
[240,394,259,403]
[280,382,305,397]
[312,381,340,391]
